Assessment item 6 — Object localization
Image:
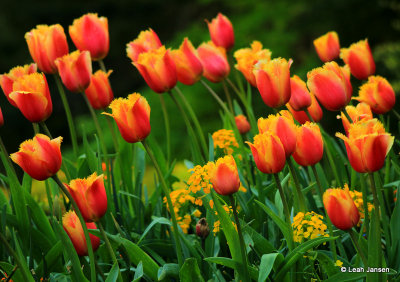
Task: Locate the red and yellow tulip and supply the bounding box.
[289,75,312,111]
[84,70,114,109]
[340,102,373,135]
[313,31,340,62]
[340,39,375,80]
[286,92,323,124]
[292,122,324,166]
[210,155,240,196]
[126,29,162,63]
[197,41,230,83]
[206,13,235,50]
[235,115,251,134]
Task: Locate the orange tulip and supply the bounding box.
[307,61,352,111]
[197,41,230,83]
[258,110,297,158]
[234,41,272,86]
[336,119,393,173]
[289,75,312,111]
[103,93,151,143]
[9,73,52,123]
[286,92,323,124]
[323,185,360,230]
[69,13,109,61]
[235,115,251,134]
[339,102,373,135]
[210,155,240,195]
[55,50,92,93]
[313,31,340,62]
[206,13,235,50]
[134,46,177,93]
[62,211,100,256]
[246,132,286,174]
[254,58,291,108]
[65,172,107,222]
[292,122,324,166]
[84,70,114,109]
[170,38,203,85]
[0,64,37,107]
[126,29,162,63]
[340,39,375,80]
[25,24,69,74]
[354,76,395,114]
[10,134,62,181]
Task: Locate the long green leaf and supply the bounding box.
[105,262,120,282]
[179,258,205,282]
[137,216,171,244]
[204,257,259,280]
[258,253,283,282]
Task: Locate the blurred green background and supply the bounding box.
[0,0,399,161]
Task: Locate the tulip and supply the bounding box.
[84,70,114,109]
[323,185,360,230]
[134,46,177,93]
[286,92,323,124]
[340,39,375,80]
[258,110,297,158]
[62,211,100,256]
[234,41,272,86]
[25,24,69,74]
[197,41,230,83]
[0,63,37,107]
[313,31,340,62]
[196,218,210,239]
[103,93,151,143]
[65,172,107,222]
[235,115,251,134]
[210,155,240,195]
[254,58,291,108]
[170,38,203,85]
[307,61,352,111]
[9,73,52,123]
[292,122,324,166]
[246,132,286,174]
[10,134,62,181]
[69,13,109,61]
[0,107,4,127]
[55,50,92,93]
[126,29,162,63]
[206,13,235,50]
[289,75,312,111]
[354,76,395,114]
[336,119,393,173]
[339,102,373,135]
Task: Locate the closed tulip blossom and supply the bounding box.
[354,76,395,114]
[69,13,109,61]
[0,107,3,127]
[10,134,62,181]
[103,93,151,143]
[170,38,203,85]
[84,70,114,109]
[336,119,394,173]
[254,58,291,108]
[235,115,251,134]
[323,185,360,230]
[340,39,375,80]
[313,31,340,62]
[292,122,324,166]
[206,13,235,50]
[339,102,373,135]
[55,50,92,93]
[197,41,230,83]
[307,61,352,111]
[134,46,177,93]
[126,29,162,63]
[62,211,100,256]
[9,73,52,123]
[210,155,241,196]
[286,92,323,124]
[289,75,312,111]
[0,63,37,107]
[25,24,69,74]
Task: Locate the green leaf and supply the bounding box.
[324,271,366,282]
[158,263,179,280]
[82,131,100,174]
[35,241,63,277]
[208,133,214,162]
[133,261,143,282]
[390,195,400,269]
[138,216,171,244]
[179,258,205,282]
[0,262,25,282]
[367,209,383,282]
[242,222,276,255]
[258,253,283,282]
[204,257,259,280]
[105,262,120,282]
[315,251,339,277]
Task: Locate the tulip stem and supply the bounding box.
[105,116,119,151]
[222,80,234,113]
[159,95,171,165]
[51,175,97,282]
[98,222,122,282]
[229,194,251,282]
[392,109,400,120]
[0,136,17,179]
[273,173,291,224]
[98,60,107,72]
[304,109,315,123]
[348,229,367,266]
[141,140,184,267]
[321,131,342,187]
[287,158,307,212]
[368,172,382,270]
[342,108,354,124]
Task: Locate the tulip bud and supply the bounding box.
[69,13,109,61]
[210,155,240,196]
[10,134,62,181]
[103,93,151,143]
[126,29,162,63]
[62,211,100,256]
[355,76,395,114]
[313,31,340,62]
[196,218,210,239]
[235,115,251,134]
[286,92,323,124]
[206,13,235,50]
[197,41,230,83]
[9,73,52,123]
[323,185,360,230]
[25,24,69,74]
[292,122,324,166]
[340,39,375,80]
[65,172,107,222]
[339,102,373,135]
[289,75,312,111]
[85,70,114,109]
[0,107,4,127]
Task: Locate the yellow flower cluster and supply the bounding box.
[187,162,215,194]
[348,189,374,225]
[212,129,239,155]
[177,214,191,234]
[292,211,329,243]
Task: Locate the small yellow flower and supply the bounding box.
[212,129,239,155]
[193,209,202,218]
[334,260,343,267]
[292,211,328,243]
